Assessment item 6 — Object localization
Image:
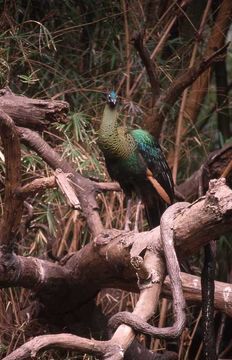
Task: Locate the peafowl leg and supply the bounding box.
[134,200,142,232]
[124,198,132,231]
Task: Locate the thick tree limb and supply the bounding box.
[176,144,232,201]
[109,203,187,339]
[2,272,232,359]
[0,179,231,313]
[0,91,231,359]
[108,252,164,359]
[0,109,23,250]
[0,87,69,130]
[163,272,232,318]
[174,178,232,256]
[1,180,231,359]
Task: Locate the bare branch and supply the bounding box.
[0,109,23,250]
[15,176,56,198]
[95,182,121,192]
[0,179,231,305]
[109,204,187,339]
[0,87,69,130]
[55,169,81,209]
[163,272,232,317]
[17,127,103,236]
[2,333,109,360]
[1,178,232,359]
[176,143,232,201]
[133,30,160,103]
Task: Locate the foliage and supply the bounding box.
[0,1,232,359]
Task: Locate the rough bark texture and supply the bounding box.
[176,144,232,201]
[0,179,231,318]
[0,87,69,130]
[0,86,232,359]
[0,109,23,249]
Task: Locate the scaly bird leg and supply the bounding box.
[124,198,132,231]
[134,200,142,232]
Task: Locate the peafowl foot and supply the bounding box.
[134,200,142,232]
[124,198,132,231]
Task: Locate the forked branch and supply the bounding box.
[109,203,187,339]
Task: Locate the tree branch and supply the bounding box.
[133,30,160,103]
[0,109,23,250]
[109,203,187,339]
[1,177,232,359]
[0,87,69,130]
[17,127,103,236]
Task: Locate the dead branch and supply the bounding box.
[1,178,232,359]
[2,333,110,360]
[17,127,103,236]
[0,87,69,130]
[16,170,80,208]
[95,182,121,192]
[15,176,56,198]
[3,266,231,360]
[129,0,194,97]
[132,30,160,103]
[176,143,232,201]
[2,332,177,360]
[108,252,164,359]
[0,87,231,358]
[0,179,231,310]
[55,169,81,209]
[109,203,187,339]
[163,272,232,317]
[174,178,232,256]
[0,109,23,250]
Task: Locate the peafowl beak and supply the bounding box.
[107,91,118,108]
[110,98,117,107]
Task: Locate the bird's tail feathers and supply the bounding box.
[142,192,167,229]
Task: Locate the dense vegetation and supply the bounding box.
[0,1,232,359]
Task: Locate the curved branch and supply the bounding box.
[1,179,232,360]
[109,203,187,339]
[17,126,103,236]
[133,30,160,103]
[2,333,110,360]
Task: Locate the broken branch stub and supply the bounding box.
[0,87,69,130]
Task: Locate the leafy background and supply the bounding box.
[0,1,232,359]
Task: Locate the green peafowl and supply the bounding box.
[98,91,174,229]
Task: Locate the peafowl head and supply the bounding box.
[107,91,118,108]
